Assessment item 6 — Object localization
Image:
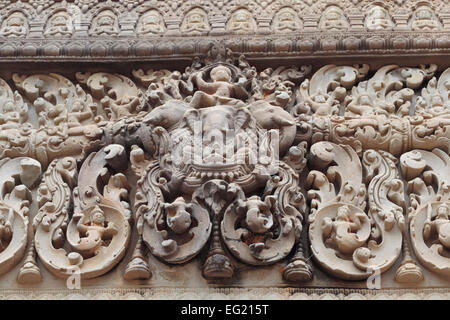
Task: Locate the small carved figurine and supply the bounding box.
[0,11,28,37]
[190,65,248,108]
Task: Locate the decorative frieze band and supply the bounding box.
[0,0,449,59]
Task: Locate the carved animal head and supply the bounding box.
[164,197,192,234]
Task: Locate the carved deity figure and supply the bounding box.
[272,7,301,32]
[319,6,349,31]
[136,10,165,36]
[0,208,13,252]
[0,11,28,37]
[424,203,450,249]
[346,93,375,116]
[90,9,118,36]
[73,205,118,256]
[366,5,393,31]
[190,65,248,108]
[34,98,67,127]
[412,5,440,31]
[44,11,73,37]
[67,100,93,127]
[227,9,256,34]
[180,8,210,35]
[0,100,26,129]
[322,205,367,255]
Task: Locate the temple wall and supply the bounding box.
[0,0,448,299]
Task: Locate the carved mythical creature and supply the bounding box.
[0,49,447,289]
[241,195,275,234]
[190,65,248,108]
[401,149,450,276]
[164,197,192,234]
[0,207,13,252]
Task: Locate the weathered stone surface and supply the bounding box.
[0,0,448,300]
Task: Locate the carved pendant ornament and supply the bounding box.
[0,46,448,289]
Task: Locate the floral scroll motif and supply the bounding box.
[307,142,405,280]
[401,148,450,276]
[34,145,131,279]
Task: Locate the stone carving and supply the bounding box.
[76,72,145,120]
[90,9,119,36]
[297,114,450,157]
[189,64,250,109]
[180,7,210,36]
[307,142,405,280]
[0,77,28,130]
[400,148,450,276]
[34,145,131,279]
[344,65,435,117]
[227,9,256,34]
[366,5,394,31]
[136,9,166,36]
[124,53,312,281]
[0,51,446,290]
[415,67,450,117]
[250,65,311,116]
[296,64,369,115]
[221,159,307,268]
[134,69,193,108]
[411,5,440,31]
[0,11,28,37]
[13,73,96,128]
[319,6,349,31]
[0,157,41,279]
[44,10,73,38]
[0,1,447,60]
[131,150,212,265]
[272,7,302,32]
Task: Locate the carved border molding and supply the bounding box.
[0,288,448,300]
[0,0,449,60]
[2,33,450,61]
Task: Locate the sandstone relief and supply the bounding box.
[0,38,446,295]
[0,1,447,60]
